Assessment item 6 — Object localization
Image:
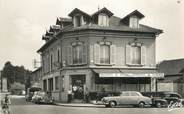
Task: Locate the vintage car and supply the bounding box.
[101,91,152,108]
[142,91,183,107]
[32,91,54,104]
[25,87,42,101]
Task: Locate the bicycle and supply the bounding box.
[2,103,10,114]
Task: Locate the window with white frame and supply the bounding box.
[98,13,109,26]
[129,16,139,28]
[126,41,146,66]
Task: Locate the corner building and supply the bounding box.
[37,8,164,102]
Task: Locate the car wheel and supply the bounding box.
[109,101,116,108]
[156,102,162,108]
[138,102,145,108]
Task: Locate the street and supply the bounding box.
[8,95,184,114]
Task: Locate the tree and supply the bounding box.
[2,61,32,91]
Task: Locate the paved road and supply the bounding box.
[8,96,184,114]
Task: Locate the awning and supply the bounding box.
[93,69,164,78]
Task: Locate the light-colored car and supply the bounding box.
[32,91,54,104]
[101,91,152,108]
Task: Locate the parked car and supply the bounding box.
[101,91,152,108]
[141,92,168,108]
[32,91,54,104]
[25,87,42,101]
[141,91,183,107]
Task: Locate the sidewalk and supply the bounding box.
[55,101,105,108]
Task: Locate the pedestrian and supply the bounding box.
[67,89,73,103]
[1,94,11,114]
[84,87,89,103]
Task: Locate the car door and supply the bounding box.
[119,92,131,105]
[128,92,141,105]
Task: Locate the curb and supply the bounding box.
[55,103,105,108]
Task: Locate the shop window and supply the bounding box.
[67,41,87,65]
[95,75,113,84]
[55,76,59,90]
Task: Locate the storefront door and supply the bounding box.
[71,75,85,100]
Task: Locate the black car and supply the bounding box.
[142,91,183,108]
[141,92,167,108]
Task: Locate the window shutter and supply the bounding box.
[141,45,146,65]
[90,44,94,63]
[110,45,116,65]
[94,43,100,64]
[73,16,77,27]
[67,46,73,65]
[126,45,132,65]
[82,44,87,64]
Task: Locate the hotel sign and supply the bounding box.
[99,73,164,78]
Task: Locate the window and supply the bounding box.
[48,78,53,92]
[126,42,146,66]
[94,41,116,65]
[100,44,110,64]
[131,46,141,64]
[55,76,59,90]
[129,16,139,28]
[98,13,109,26]
[73,44,83,64]
[43,80,47,91]
[50,53,53,71]
[67,41,87,65]
[73,15,85,27]
[57,48,60,62]
[62,76,65,91]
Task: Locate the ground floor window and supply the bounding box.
[43,80,47,91]
[48,78,53,92]
[55,76,59,90]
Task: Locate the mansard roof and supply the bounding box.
[38,8,163,53]
[56,17,72,25]
[61,16,162,34]
[121,10,145,23]
[68,8,91,19]
[92,7,114,17]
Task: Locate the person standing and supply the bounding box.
[67,89,72,103]
[84,87,89,103]
[1,94,11,114]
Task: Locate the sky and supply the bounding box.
[0,0,184,71]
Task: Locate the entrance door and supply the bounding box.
[71,75,85,100]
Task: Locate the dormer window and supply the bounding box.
[129,16,139,28]
[98,13,109,26]
[73,15,84,27]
